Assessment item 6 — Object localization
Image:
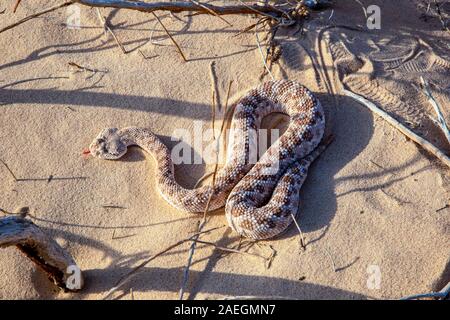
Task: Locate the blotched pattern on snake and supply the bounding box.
[88,80,327,239]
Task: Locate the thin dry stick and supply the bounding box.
[436,204,449,212]
[178,170,217,300]
[72,0,285,18]
[179,77,222,301]
[152,12,187,62]
[13,0,22,13]
[209,60,220,116]
[193,239,267,261]
[236,0,281,21]
[221,80,234,160]
[138,49,158,60]
[369,159,385,170]
[343,88,450,168]
[224,80,233,112]
[213,81,234,166]
[193,172,215,188]
[232,18,269,37]
[68,61,98,73]
[96,8,127,54]
[353,0,368,18]
[254,242,277,269]
[420,76,450,144]
[148,19,160,45]
[188,0,232,26]
[106,238,190,299]
[0,1,295,35]
[0,1,73,34]
[322,247,337,272]
[211,92,216,134]
[194,79,233,189]
[290,213,307,250]
[0,159,18,181]
[380,188,410,205]
[432,0,449,32]
[255,20,275,80]
[103,225,224,299]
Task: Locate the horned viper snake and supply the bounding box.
[88,80,328,239]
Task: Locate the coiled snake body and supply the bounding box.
[89,80,327,239]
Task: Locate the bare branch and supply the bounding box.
[151,12,187,62]
[0,215,83,292]
[72,0,286,18]
[420,76,450,144]
[188,0,233,26]
[102,225,225,299]
[0,1,302,36]
[0,2,73,34]
[96,8,127,54]
[13,0,22,13]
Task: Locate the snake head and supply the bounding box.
[89,128,128,160]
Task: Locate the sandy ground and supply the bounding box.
[0,0,449,299]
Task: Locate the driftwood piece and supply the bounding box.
[0,1,288,35]
[72,0,291,17]
[0,215,83,292]
[71,0,333,13]
[0,0,334,35]
[343,88,450,169]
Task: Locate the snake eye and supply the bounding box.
[97,138,105,144]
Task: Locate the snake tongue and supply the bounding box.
[82,148,91,155]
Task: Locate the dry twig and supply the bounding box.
[0,159,18,181]
[138,49,158,60]
[151,12,187,62]
[178,62,225,300]
[255,19,275,80]
[0,1,305,35]
[13,0,22,13]
[188,0,233,27]
[209,61,220,113]
[73,0,286,18]
[420,76,450,144]
[436,204,449,212]
[193,239,267,261]
[68,61,100,74]
[433,0,449,32]
[96,8,127,54]
[290,213,307,250]
[0,1,73,34]
[103,225,224,299]
[343,88,450,168]
[322,247,337,272]
[233,18,269,37]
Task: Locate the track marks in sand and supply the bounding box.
[326,33,425,128]
[325,29,450,156]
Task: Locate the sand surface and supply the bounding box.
[0,0,449,299]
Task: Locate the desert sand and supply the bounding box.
[0,0,449,299]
